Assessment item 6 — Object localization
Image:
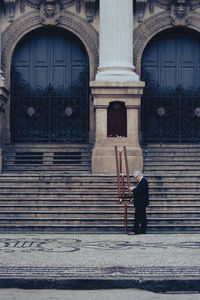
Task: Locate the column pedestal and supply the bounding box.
[90,81,145,174]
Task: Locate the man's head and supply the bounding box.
[134,170,143,182]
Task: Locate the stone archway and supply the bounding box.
[1,10,99,143]
[133,10,200,77]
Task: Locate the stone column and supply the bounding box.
[95,0,138,81]
[90,0,145,174]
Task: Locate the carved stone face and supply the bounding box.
[175,4,186,18]
[45,3,56,17]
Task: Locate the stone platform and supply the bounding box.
[0,233,199,292]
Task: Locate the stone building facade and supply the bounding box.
[0,0,200,173]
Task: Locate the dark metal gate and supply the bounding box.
[11,84,88,142]
[142,84,200,143]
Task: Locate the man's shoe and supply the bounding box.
[128,232,138,235]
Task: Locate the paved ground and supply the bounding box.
[0,288,200,300]
[0,233,199,293]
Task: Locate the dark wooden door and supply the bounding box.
[11,28,89,142]
[107,102,127,137]
[141,29,200,142]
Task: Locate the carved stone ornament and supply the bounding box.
[26,0,81,12]
[84,0,96,23]
[170,0,190,27]
[155,0,200,10]
[4,0,16,22]
[135,0,148,23]
[40,0,61,25]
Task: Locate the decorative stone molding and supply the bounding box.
[26,0,82,13]
[170,0,190,27]
[133,10,200,76]
[154,0,200,11]
[84,0,96,23]
[0,87,8,113]
[40,0,61,25]
[4,0,16,22]
[135,0,148,23]
[1,10,99,86]
[149,0,155,14]
[20,0,26,13]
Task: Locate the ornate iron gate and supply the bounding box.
[142,84,200,143]
[11,83,89,142]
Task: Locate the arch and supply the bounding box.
[11,27,90,142]
[133,10,200,77]
[140,26,200,143]
[2,9,99,88]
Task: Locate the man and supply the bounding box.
[129,171,149,235]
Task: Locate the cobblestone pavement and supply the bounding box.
[0,233,199,292]
[0,288,200,300]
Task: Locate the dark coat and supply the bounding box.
[133,177,149,208]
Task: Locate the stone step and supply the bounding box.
[144,157,200,162]
[1,185,200,193]
[0,217,132,225]
[144,165,200,170]
[144,161,200,166]
[0,198,119,205]
[0,223,199,233]
[142,143,200,148]
[0,216,199,226]
[0,204,199,211]
[148,199,200,205]
[0,211,199,219]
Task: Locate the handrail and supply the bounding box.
[115,146,132,232]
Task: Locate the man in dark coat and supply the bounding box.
[129,171,149,235]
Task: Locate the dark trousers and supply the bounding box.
[134,206,147,234]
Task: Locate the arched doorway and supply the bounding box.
[11,27,89,142]
[141,28,200,143]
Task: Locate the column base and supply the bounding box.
[90,80,145,174]
[92,141,143,174]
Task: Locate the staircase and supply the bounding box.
[2,143,92,173]
[0,173,131,233]
[143,144,200,232]
[0,143,200,233]
[0,143,131,233]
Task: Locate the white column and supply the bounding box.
[96,0,139,82]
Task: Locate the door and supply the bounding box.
[11,28,89,142]
[141,28,200,142]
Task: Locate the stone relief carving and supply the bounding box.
[169,0,190,26]
[135,0,148,23]
[4,0,16,22]
[24,0,94,23]
[20,0,26,13]
[155,0,200,10]
[84,0,96,23]
[40,0,61,25]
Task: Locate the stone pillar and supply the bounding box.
[95,0,138,82]
[91,0,145,174]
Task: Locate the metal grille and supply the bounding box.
[142,84,200,143]
[11,85,89,143]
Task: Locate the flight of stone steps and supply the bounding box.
[0,173,131,233]
[0,143,200,233]
[143,143,200,233]
[2,143,92,173]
